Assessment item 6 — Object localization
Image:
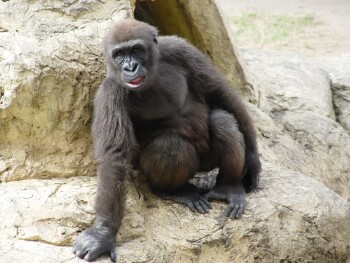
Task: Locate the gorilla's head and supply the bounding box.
[103,19,159,90]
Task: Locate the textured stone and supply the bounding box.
[0,172,349,263]
[242,50,350,200]
[313,55,350,134]
[0,0,132,182]
[332,76,350,133]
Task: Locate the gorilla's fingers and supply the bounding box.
[186,202,197,213]
[84,251,95,262]
[198,200,210,213]
[84,249,105,262]
[224,203,245,219]
[236,205,245,218]
[110,251,117,262]
[194,201,205,214]
[75,249,88,260]
[202,199,212,209]
[228,205,240,219]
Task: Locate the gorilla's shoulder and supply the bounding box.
[158,35,189,46]
[158,36,202,62]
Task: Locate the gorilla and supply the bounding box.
[73,19,261,262]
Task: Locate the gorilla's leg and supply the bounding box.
[140,133,211,214]
[204,109,246,219]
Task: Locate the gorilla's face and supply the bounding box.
[110,37,158,90]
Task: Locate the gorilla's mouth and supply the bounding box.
[126,76,145,88]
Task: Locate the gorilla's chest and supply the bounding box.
[128,73,188,121]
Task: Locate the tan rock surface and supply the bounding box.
[243,50,350,200]
[0,0,132,181]
[1,171,349,263]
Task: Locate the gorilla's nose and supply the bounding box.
[123,61,139,76]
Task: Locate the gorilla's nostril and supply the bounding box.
[123,62,139,74]
[132,64,139,72]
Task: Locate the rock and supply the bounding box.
[312,55,350,134]
[242,50,335,118]
[0,0,132,182]
[242,50,350,200]
[332,77,350,133]
[282,110,350,196]
[1,171,349,263]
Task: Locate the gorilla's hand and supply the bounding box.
[73,226,116,262]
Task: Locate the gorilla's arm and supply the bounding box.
[159,36,261,191]
[193,57,261,192]
[92,77,135,229]
[73,78,135,262]
[202,79,261,192]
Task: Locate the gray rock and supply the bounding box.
[243,50,350,200]
[0,172,349,263]
[332,77,350,134]
[313,55,350,134]
[0,0,130,182]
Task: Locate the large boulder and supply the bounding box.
[315,55,350,134]
[243,50,350,200]
[0,0,131,181]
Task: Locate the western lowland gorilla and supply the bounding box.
[73,19,261,262]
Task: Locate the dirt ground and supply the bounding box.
[215,0,350,56]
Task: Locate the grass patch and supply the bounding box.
[229,12,320,49]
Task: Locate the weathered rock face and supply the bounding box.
[317,55,350,134]
[0,0,350,262]
[0,0,133,181]
[1,171,349,263]
[242,50,350,200]
[332,77,350,133]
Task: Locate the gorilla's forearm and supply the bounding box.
[95,161,127,232]
[92,79,133,232]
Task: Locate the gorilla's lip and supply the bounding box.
[126,76,145,88]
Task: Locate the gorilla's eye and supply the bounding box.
[131,47,146,60]
[112,49,120,58]
[114,53,124,64]
[131,47,142,54]
[112,49,124,64]
[115,56,124,64]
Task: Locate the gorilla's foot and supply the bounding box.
[204,184,245,219]
[154,184,212,214]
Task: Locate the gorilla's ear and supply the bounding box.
[153,34,158,44]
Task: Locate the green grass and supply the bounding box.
[229,12,319,49]
[269,14,315,40]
